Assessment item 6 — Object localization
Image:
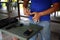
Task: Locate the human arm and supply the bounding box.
[38,3,59,17]
[32,2,59,22]
[23,0,30,16]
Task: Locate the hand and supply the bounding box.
[23,7,30,16]
[31,12,40,22]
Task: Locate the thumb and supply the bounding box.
[33,17,35,19]
[30,12,36,15]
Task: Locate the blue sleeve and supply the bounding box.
[51,0,59,3]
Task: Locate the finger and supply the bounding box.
[34,19,38,22]
[33,18,38,22]
[33,17,39,22]
[30,12,36,15]
[37,20,39,22]
[33,17,35,19]
[30,13,34,15]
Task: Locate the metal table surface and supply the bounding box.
[0,22,43,40]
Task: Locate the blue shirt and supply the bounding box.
[29,0,59,21]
